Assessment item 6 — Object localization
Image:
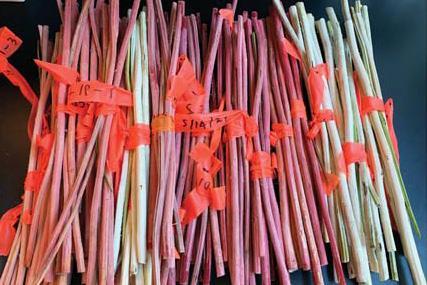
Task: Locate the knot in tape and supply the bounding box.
[354,71,388,118]
[34,132,54,175]
[245,116,258,137]
[270,123,293,146]
[180,142,225,224]
[322,172,340,196]
[336,143,367,175]
[306,109,335,140]
[359,96,385,117]
[224,114,258,141]
[179,186,225,225]
[189,143,222,176]
[249,151,274,180]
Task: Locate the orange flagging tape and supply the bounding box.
[180,189,210,224]
[0,27,23,58]
[22,210,32,225]
[308,63,329,115]
[36,59,134,173]
[1,28,40,138]
[175,110,242,134]
[337,152,347,175]
[35,60,133,107]
[322,172,340,196]
[224,114,258,140]
[180,142,225,224]
[366,148,376,180]
[190,143,223,176]
[76,104,95,142]
[354,70,387,117]
[24,171,43,193]
[107,108,127,173]
[24,132,54,194]
[34,59,79,85]
[384,99,399,162]
[56,103,86,115]
[68,81,133,106]
[306,109,335,140]
[280,37,301,61]
[125,123,151,150]
[37,59,137,175]
[151,114,175,133]
[167,55,206,115]
[359,96,385,116]
[219,9,234,28]
[343,142,367,166]
[0,203,23,256]
[182,140,224,223]
[95,104,121,116]
[249,151,274,180]
[290,99,307,119]
[180,186,226,225]
[270,123,293,146]
[36,132,54,152]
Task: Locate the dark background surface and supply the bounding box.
[0,0,425,284]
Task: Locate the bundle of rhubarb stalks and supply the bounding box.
[0,0,425,284]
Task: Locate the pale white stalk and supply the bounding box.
[120,216,132,285]
[114,151,131,270]
[272,0,304,52]
[370,196,388,280]
[295,3,371,282]
[342,1,425,283]
[143,252,152,285]
[326,8,363,240]
[350,5,398,280]
[326,10,379,281]
[130,155,139,275]
[316,19,344,139]
[315,17,349,268]
[289,6,330,177]
[131,20,147,264]
[135,264,144,284]
[346,43,390,281]
[116,24,138,272]
[139,10,151,265]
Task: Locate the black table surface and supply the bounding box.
[0,0,425,284]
